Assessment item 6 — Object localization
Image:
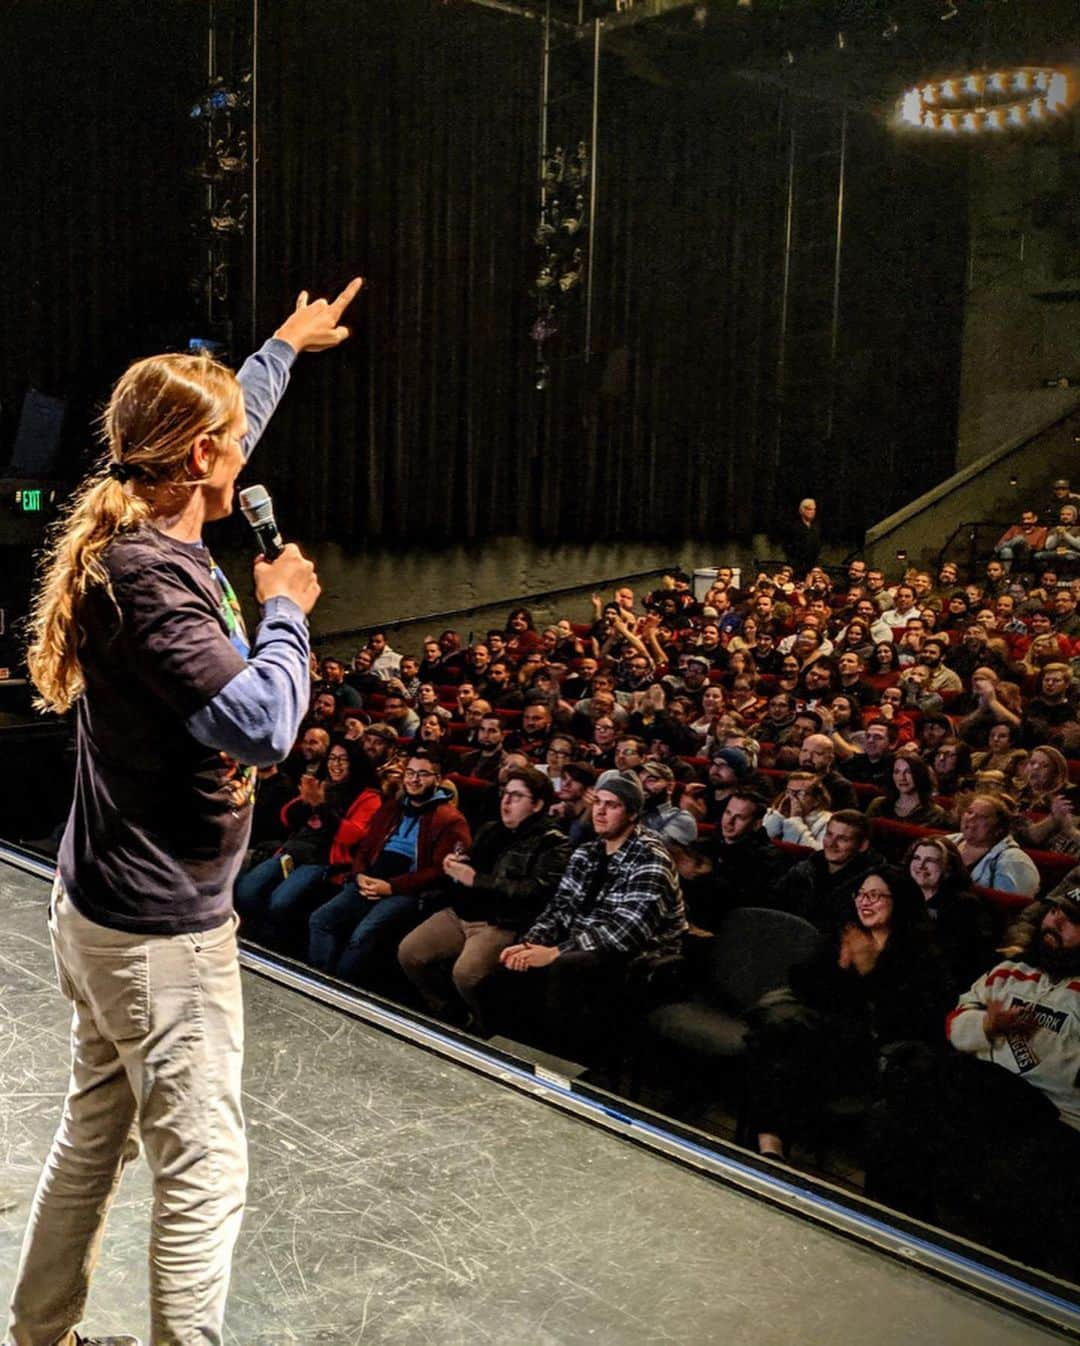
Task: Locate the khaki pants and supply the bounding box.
[397,907,515,1022]
[6,882,247,1346]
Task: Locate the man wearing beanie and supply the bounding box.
[687,745,753,825]
[499,768,687,1063]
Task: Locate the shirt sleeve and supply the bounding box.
[185,596,311,766]
[236,337,297,460]
[524,850,589,946]
[108,559,249,717]
[945,967,994,1055]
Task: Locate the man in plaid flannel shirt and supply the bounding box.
[499,769,686,1061]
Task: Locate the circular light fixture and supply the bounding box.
[897,66,1074,133]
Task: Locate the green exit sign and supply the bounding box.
[20,489,43,513]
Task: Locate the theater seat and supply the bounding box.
[867,818,949,862]
[972,884,1033,936]
[1025,847,1077,895]
[445,773,494,816]
[632,908,823,1118]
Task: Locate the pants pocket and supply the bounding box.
[81,948,152,1041]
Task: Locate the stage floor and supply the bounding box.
[0,862,1071,1345]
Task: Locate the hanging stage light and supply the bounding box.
[897,67,1074,133]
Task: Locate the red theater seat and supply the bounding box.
[868,818,949,862]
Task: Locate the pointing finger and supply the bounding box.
[329,275,365,318]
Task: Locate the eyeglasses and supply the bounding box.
[403,768,437,781]
[547,747,572,758]
[500,789,534,803]
[327,754,350,764]
[855,890,890,903]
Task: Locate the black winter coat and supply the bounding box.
[450,814,571,930]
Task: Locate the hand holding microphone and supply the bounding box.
[241,484,321,615]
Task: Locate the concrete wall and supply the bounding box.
[958,139,1080,468]
[216,536,736,654]
[864,130,1080,578]
[864,406,1080,576]
[216,531,847,655]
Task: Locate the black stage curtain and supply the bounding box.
[0,2,203,473]
[255,2,968,547]
[0,0,968,547]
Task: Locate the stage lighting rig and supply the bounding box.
[189,73,252,120]
[190,132,249,184]
[208,196,249,236]
[898,67,1074,133]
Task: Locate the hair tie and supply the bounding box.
[108,461,139,483]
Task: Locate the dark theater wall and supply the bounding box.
[0,1,202,474]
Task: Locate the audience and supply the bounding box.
[231,527,1080,1241]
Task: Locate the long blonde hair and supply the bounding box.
[27,353,242,714]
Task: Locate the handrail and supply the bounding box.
[934,519,1011,583]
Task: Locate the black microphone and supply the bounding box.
[238,484,284,561]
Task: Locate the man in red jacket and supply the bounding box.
[306,748,469,985]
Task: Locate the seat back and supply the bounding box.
[703,906,823,1012]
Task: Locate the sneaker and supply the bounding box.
[75,1336,143,1346]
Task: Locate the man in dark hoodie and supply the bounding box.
[675,790,790,932]
[398,766,570,1029]
[769,809,885,933]
[306,747,469,985]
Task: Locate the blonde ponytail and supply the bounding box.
[26,352,242,714]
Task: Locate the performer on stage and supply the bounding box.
[6,277,363,1346]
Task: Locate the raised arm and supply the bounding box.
[238,277,365,459]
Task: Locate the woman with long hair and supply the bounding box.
[865,641,901,692]
[10,280,362,1345]
[763,772,833,848]
[866,754,951,827]
[827,692,866,758]
[749,868,954,1162]
[903,836,995,987]
[722,646,757,685]
[690,683,727,743]
[833,617,874,664]
[233,742,365,945]
[504,606,543,664]
[971,721,1027,786]
[726,614,758,657]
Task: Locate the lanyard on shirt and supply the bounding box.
[207,554,250,659]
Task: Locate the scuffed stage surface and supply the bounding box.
[0,863,1070,1345]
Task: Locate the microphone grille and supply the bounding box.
[238,484,274,526]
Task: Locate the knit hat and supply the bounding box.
[595,768,645,814]
[641,761,675,783]
[712,746,750,778]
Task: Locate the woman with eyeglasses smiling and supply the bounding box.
[748,867,954,1164]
